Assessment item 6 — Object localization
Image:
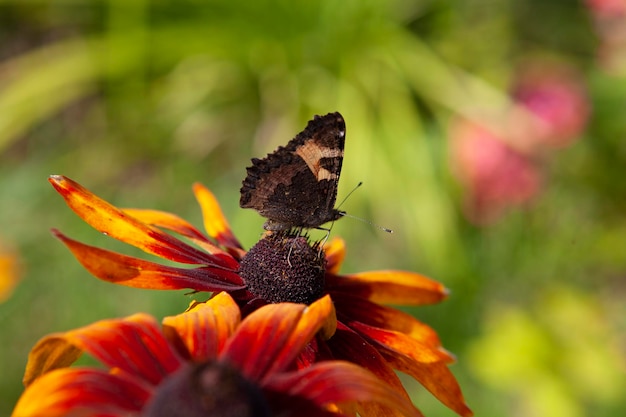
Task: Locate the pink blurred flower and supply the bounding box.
[585,0,626,19]
[512,66,590,148]
[450,121,541,224]
[585,0,626,73]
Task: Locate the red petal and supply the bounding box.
[347,321,452,363]
[193,183,244,256]
[331,293,444,350]
[48,175,236,269]
[331,316,471,416]
[326,270,448,305]
[266,361,423,417]
[13,368,151,417]
[53,230,245,290]
[261,392,340,417]
[162,292,241,362]
[221,295,335,381]
[326,323,411,402]
[383,350,473,417]
[23,314,183,387]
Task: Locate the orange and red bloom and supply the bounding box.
[33,175,471,416]
[14,292,421,416]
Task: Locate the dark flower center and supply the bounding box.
[143,360,270,417]
[238,231,326,304]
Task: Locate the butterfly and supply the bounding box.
[240,112,346,232]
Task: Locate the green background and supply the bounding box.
[1,1,625,416]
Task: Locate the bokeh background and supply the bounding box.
[1,1,625,416]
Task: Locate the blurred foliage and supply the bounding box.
[1,0,625,416]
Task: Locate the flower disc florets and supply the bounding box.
[143,360,269,417]
[238,231,325,304]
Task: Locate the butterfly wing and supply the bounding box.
[240,112,346,230]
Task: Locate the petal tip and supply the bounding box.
[48,175,73,194]
[48,174,65,185]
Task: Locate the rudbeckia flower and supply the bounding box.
[14,293,420,416]
[48,175,472,416]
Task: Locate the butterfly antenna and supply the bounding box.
[319,182,360,247]
[339,212,393,234]
[335,182,393,233]
[336,181,362,210]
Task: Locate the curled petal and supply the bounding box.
[266,361,423,417]
[323,237,345,274]
[331,293,444,350]
[53,230,245,290]
[382,350,473,417]
[193,183,244,255]
[13,368,151,417]
[222,295,335,381]
[48,175,236,269]
[22,336,82,387]
[162,292,241,362]
[23,314,183,387]
[122,208,232,258]
[327,270,448,305]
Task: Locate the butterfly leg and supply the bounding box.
[316,227,332,257]
[286,228,303,267]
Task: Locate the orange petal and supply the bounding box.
[193,183,244,254]
[162,292,241,362]
[122,208,232,257]
[49,175,237,269]
[13,368,151,417]
[23,313,182,387]
[53,230,245,290]
[266,361,423,417]
[0,242,21,303]
[327,270,448,305]
[383,350,473,417]
[331,293,444,350]
[22,335,82,387]
[222,295,335,381]
[323,237,345,274]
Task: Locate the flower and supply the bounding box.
[585,0,626,73]
[14,292,420,416]
[586,0,626,18]
[512,65,590,148]
[450,121,541,224]
[48,175,472,416]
